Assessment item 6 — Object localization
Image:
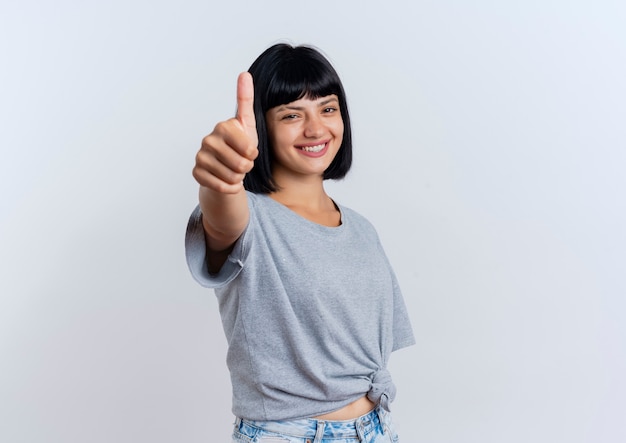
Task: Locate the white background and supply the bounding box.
[1,1,625,442]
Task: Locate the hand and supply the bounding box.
[193,72,259,194]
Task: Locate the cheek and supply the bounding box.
[270,130,289,150]
[334,121,345,141]
[268,127,296,156]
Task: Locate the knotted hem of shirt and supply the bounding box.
[366,368,397,412]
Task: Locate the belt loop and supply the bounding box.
[234,417,242,427]
[376,406,386,435]
[355,416,366,442]
[313,420,325,443]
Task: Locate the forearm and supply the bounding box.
[198,185,249,253]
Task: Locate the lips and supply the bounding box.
[294,140,331,157]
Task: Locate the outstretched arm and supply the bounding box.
[192,72,259,272]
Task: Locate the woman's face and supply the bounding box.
[265,94,344,181]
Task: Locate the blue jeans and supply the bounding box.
[232,405,400,443]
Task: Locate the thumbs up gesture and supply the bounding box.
[193,72,259,194]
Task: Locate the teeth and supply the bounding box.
[300,143,325,152]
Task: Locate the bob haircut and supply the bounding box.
[243,43,353,194]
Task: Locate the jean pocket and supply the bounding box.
[232,430,253,443]
[233,421,259,443]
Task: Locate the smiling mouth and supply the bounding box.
[297,143,326,153]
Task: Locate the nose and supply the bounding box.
[303,115,324,138]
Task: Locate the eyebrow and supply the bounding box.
[276,97,339,112]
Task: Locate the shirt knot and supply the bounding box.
[366,368,397,411]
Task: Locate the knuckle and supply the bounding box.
[230,171,246,184]
[212,181,228,193]
[213,119,238,136]
[201,133,212,145]
[194,150,205,164]
[234,158,253,174]
[248,146,259,160]
[199,137,216,155]
[195,149,213,169]
[214,181,241,194]
[192,167,210,187]
[212,120,228,134]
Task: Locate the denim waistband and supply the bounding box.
[235,405,384,440]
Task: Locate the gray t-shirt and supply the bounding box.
[185,192,415,420]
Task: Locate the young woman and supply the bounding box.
[186,43,415,443]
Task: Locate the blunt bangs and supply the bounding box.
[243,43,353,194]
[262,54,343,112]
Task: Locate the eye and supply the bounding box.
[323,107,338,114]
[281,114,298,120]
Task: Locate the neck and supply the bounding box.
[269,173,340,227]
[270,169,329,208]
[270,181,330,209]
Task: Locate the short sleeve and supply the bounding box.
[389,267,416,351]
[184,205,248,289]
